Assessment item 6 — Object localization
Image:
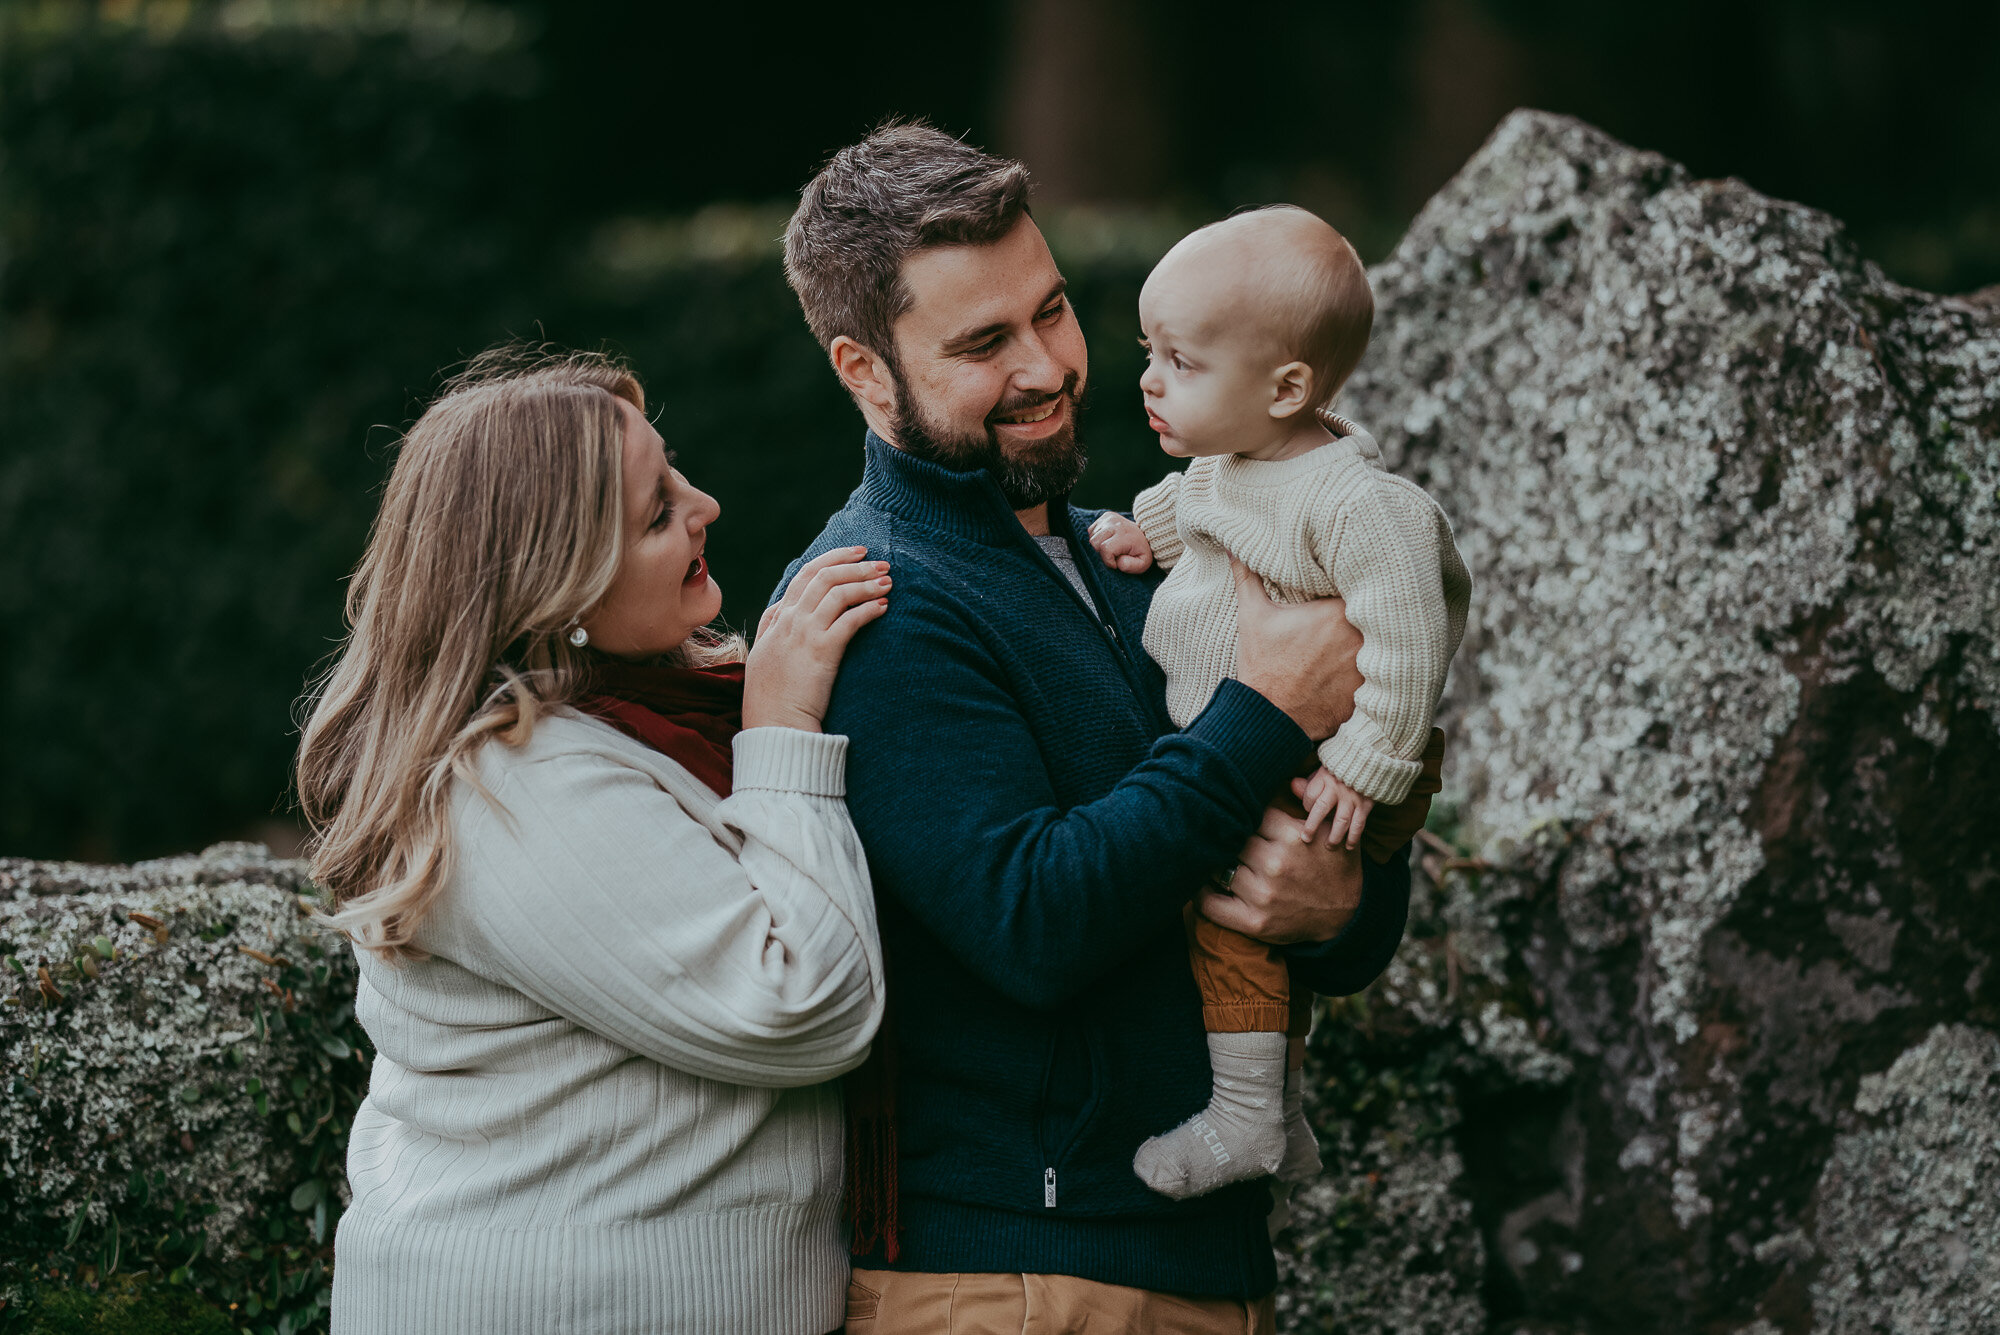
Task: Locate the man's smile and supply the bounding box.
[992,394,1070,440]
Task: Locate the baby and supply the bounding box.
[1090,206,1470,1202]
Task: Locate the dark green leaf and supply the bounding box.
[63,1199,89,1247]
[99,1212,121,1274]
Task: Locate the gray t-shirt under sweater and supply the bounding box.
[1034,534,1101,620]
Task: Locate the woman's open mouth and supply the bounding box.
[684,554,707,586]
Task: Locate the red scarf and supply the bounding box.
[577,658,744,797]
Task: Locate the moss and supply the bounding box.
[8,1276,234,1335]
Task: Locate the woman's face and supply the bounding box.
[579,398,724,657]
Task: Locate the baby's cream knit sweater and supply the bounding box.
[1134,417,1471,805]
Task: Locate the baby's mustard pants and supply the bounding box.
[1187,729,1447,1037]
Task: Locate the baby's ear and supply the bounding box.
[1269,361,1314,419]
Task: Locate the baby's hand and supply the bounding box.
[1088,513,1154,573]
[1298,768,1374,850]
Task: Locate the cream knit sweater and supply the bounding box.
[331,711,884,1335]
[1134,418,1471,805]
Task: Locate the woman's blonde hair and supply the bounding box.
[296,345,740,958]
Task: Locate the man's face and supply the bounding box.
[883,217,1090,509]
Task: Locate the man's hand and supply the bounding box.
[1230,558,1364,741]
[1087,513,1154,573]
[1196,794,1365,945]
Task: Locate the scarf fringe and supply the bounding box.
[842,1005,900,1263]
[843,1103,900,1263]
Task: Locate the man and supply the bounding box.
[774,123,1439,1332]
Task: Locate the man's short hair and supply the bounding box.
[784,121,1033,368]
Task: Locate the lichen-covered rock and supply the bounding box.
[1290,109,2000,1332]
[1,843,360,1326]
[1810,1024,2000,1334]
[1276,1099,1487,1335]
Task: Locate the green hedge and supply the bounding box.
[0,14,549,861]
[0,13,1186,864]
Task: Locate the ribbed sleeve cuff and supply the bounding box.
[732,727,849,797]
[1132,476,1185,569]
[1318,729,1423,805]
[1187,678,1315,796]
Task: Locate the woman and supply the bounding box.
[297,347,889,1334]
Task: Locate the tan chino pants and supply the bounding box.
[846,1269,1276,1335]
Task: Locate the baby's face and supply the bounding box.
[1137,253,1293,459]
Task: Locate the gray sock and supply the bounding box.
[1276,1065,1324,1184]
[1133,1032,1288,1200]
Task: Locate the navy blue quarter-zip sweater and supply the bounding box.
[774,433,1412,1298]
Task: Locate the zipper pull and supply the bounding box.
[1044,1167,1057,1208]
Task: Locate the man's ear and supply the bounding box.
[830,335,898,419]
[1269,361,1314,420]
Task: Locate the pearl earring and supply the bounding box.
[565,624,590,648]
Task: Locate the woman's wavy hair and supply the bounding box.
[295,344,741,959]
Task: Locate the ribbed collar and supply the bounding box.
[855,430,1068,548]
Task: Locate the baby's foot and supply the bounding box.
[1276,1066,1323,1184]
[1133,1032,1287,1200]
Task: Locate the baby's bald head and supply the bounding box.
[1146,206,1373,410]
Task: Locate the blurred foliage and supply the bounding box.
[0,8,1180,862]
[0,9,554,859]
[499,0,2000,291]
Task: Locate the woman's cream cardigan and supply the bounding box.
[331,711,884,1335]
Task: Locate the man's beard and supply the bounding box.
[891,371,1088,510]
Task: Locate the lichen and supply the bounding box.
[1811,1024,2000,1334]
[1,843,362,1331]
[1277,1096,1487,1335]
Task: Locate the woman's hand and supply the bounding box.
[742,546,891,732]
[1229,556,1364,740]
